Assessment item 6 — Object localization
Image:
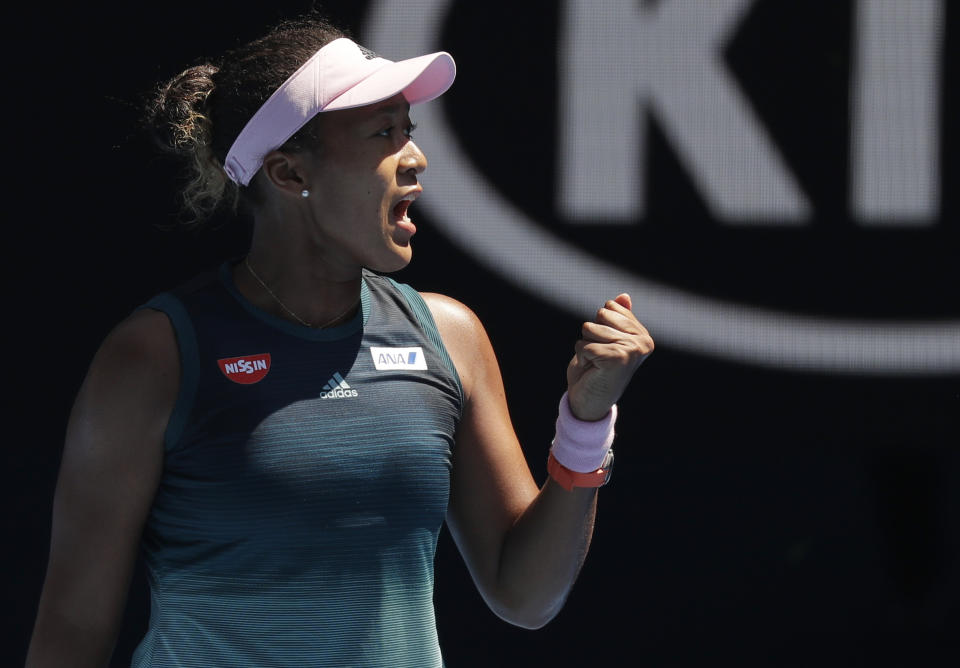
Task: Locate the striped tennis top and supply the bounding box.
[131,263,462,667]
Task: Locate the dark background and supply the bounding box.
[8,1,958,666]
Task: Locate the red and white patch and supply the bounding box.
[218,353,271,384]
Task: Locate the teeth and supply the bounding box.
[394,191,419,224]
[394,197,414,224]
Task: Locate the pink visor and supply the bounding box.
[223,38,456,186]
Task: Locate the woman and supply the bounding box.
[27,15,653,667]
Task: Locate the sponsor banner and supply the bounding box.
[362,0,958,376]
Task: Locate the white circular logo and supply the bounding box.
[364,0,959,375]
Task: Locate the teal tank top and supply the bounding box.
[131,263,462,667]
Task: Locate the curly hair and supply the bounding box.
[145,14,347,225]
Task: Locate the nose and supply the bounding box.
[398,139,427,177]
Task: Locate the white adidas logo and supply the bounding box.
[319,372,358,399]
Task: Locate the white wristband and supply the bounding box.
[549,392,617,473]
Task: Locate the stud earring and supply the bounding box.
[301,189,310,198]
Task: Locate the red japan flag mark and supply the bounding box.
[218,353,271,384]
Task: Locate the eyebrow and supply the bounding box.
[370,101,411,117]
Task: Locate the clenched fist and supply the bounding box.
[566,294,654,421]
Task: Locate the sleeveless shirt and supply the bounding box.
[130,263,462,667]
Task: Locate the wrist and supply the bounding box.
[566,395,611,422]
[549,391,617,474]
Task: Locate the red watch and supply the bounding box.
[547,449,615,491]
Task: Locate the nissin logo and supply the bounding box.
[364,0,959,375]
[371,346,428,371]
[218,354,271,384]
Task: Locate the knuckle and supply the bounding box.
[628,336,654,358]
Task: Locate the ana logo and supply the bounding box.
[370,346,428,371]
[320,372,359,399]
[218,353,271,384]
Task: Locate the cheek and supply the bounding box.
[314,157,395,220]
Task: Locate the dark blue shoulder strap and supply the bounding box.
[139,293,200,452]
[386,278,463,402]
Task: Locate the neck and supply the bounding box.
[234,222,363,328]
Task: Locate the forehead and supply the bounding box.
[323,93,411,128]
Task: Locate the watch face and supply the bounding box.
[601,448,615,469]
[600,448,614,486]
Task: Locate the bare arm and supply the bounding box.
[424,293,652,629]
[26,309,178,667]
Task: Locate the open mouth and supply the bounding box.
[391,190,421,235]
[391,192,419,238]
[393,199,412,222]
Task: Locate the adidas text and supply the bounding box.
[320,387,359,399]
[320,372,358,399]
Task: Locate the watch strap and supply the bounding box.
[547,450,614,491]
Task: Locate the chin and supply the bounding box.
[369,246,413,274]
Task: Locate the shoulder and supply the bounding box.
[98,308,179,370]
[419,292,485,350]
[419,292,486,342]
[419,293,497,401]
[81,308,180,417]
[59,309,178,507]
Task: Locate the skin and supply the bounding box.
[27,93,653,666]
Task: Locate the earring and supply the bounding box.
[301,189,310,198]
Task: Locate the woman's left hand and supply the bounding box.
[566,293,654,421]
